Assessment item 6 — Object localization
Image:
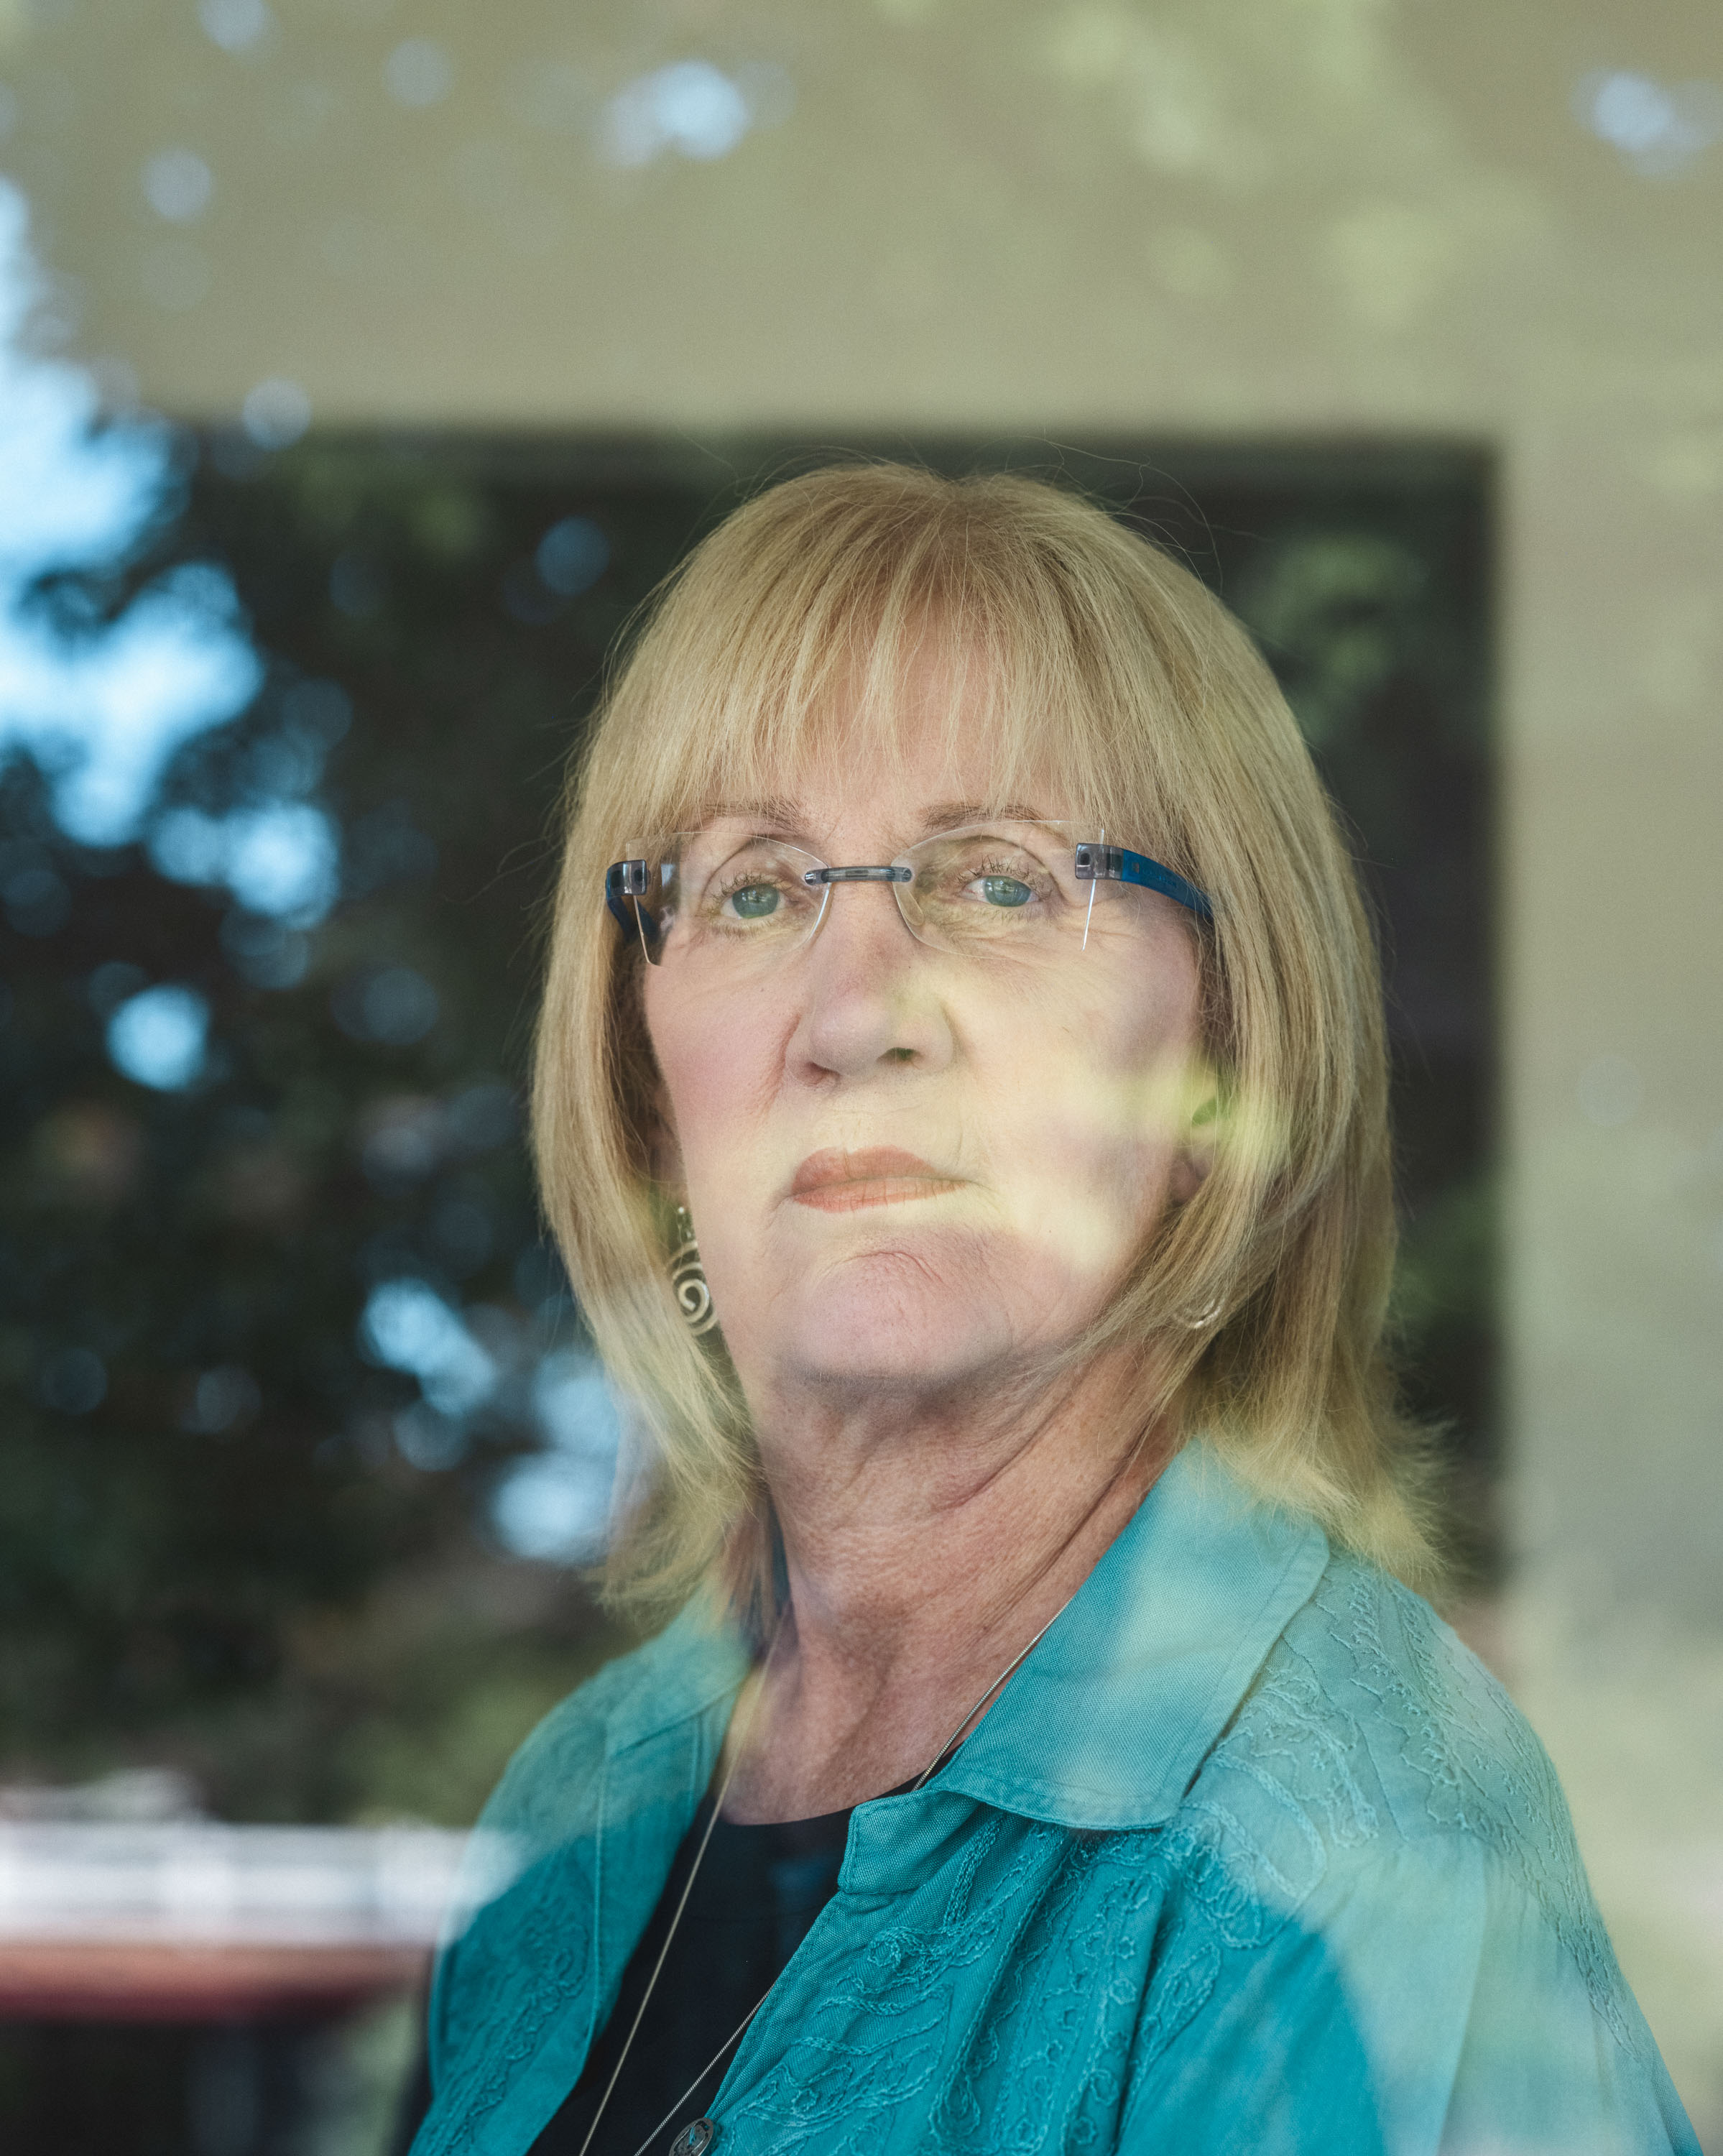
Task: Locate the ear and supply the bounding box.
[1168,1090,1219,1205]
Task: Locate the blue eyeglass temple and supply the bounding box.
[1073,842,1213,922]
[604,844,1213,939]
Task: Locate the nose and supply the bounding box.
[788,880,954,1082]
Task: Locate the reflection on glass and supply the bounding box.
[1573,70,1723,177]
[141,147,214,225]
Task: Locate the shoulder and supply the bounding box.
[465,1635,641,1846]
[1167,1549,1635,2041]
[1126,1553,1694,2145]
[422,1601,743,2111]
[1263,1553,1587,1886]
[471,1597,744,1852]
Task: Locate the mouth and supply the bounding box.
[788,1146,966,1213]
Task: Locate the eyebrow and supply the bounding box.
[920,800,1048,832]
[698,798,1053,844]
[700,797,803,831]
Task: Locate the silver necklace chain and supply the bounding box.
[576,1592,1078,2156]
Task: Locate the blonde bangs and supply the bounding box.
[583,478,1178,852]
[532,461,1443,1623]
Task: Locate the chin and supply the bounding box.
[776,1251,1022,1391]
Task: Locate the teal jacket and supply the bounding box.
[414,1444,1698,2155]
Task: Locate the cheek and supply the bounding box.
[981,1056,1173,1273]
[644,975,783,1188]
[966,967,1198,1261]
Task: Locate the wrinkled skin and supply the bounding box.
[644,701,1210,1818]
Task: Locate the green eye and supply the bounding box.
[729,884,780,919]
[979,875,1033,908]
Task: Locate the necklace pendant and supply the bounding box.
[669,2122,718,2156]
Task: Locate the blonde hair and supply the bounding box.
[532,462,1440,1617]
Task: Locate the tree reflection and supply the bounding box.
[0,193,1495,1825]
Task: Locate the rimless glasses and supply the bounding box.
[605,819,1211,973]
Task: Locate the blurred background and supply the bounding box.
[0,1,1717,2150]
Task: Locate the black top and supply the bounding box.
[535,1792,856,2155]
[392,1791,861,2156]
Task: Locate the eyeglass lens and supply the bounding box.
[620,821,1170,969]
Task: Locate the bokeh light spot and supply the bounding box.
[149,801,339,923]
[329,549,384,618]
[447,1081,516,1152]
[384,39,454,109]
[199,0,273,55]
[220,911,309,989]
[225,801,339,920]
[536,515,609,596]
[142,149,213,224]
[39,1348,107,1416]
[106,984,211,1092]
[394,1402,468,1470]
[241,376,311,449]
[1574,70,1723,176]
[601,61,756,168]
[332,964,440,1046]
[1,842,70,934]
[491,1352,622,1561]
[359,1279,496,1416]
[0,181,264,853]
[183,1364,262,1433]
[359,1094,445,1188]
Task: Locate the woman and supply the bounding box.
[410,466,1696,2155]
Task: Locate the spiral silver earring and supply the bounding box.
[1181,1297,1224,1332]
[668,1204,718,1337]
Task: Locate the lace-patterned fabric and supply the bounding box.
[1315,1559,1638,2049]
[428,1850,595,2152]
[414,1450,1698,2156]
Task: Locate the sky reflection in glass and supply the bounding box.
[0,180,261,845]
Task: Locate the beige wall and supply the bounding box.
[4,0,1719,2129]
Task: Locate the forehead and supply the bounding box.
[698,648,1072,838]
[770,739,1057,826]
[619,589,1128,855]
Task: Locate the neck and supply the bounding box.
[721,1343,1172,1821]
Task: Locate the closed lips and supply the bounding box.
[789,1147,965,1211]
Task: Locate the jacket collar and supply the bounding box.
[920,1440,1329,1831]
[605,1593,752,1759]
[607,1439,1329,1834]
